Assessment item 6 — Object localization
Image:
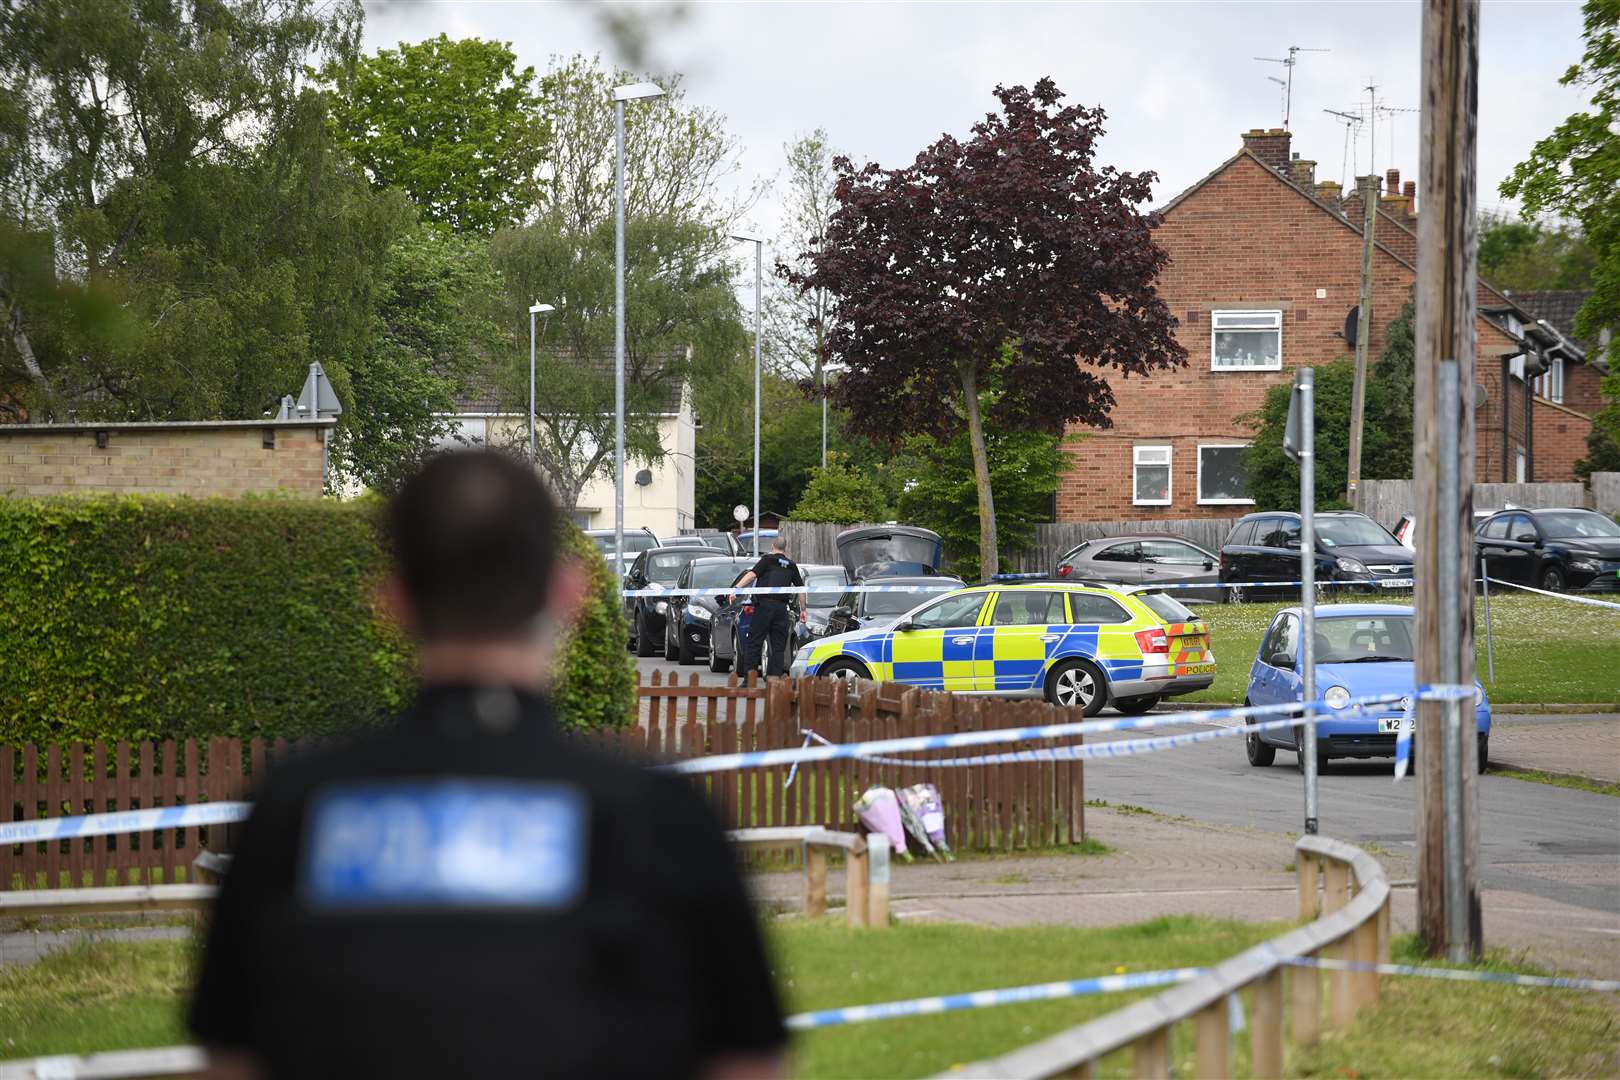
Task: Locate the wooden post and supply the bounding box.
[867,832,891,928]
[1328,936,1356,1031]
[1133,1028,1171,1079]
[1377,895,1393,964]
[1251,971,1285,1079]
[1323,860,1350,913]
[1414,0,1483,961]
[1291,955,1321,1047]
[846,842,869,929]
[805,845,828,919]
[1297,851,1318,920]
[1194,996,1230,1080]
[1355,915,1381,1008]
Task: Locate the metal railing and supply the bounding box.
[945,835,1391,1078]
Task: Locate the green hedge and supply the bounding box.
[0,494,633,746]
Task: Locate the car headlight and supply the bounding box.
[1335,557,1368,575]
[690,605,712,621]
[1324,685,1351,710]
[654,600,668,613]
[1571,557,1600,572]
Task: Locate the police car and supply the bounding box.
[788,582,1216,715]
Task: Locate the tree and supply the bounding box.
[0,0,404,425]
[1500,0,1619,448]
[768,130,839,388]
[1574,426,1620,480]
[793,80,1186,577]
[895,429,1069,581]
[1477,213,1595,291]
[694,373,828,529]
[790,452,890,523]
[320,35,545,235]
[1242,302,1416,509]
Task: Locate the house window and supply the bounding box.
[1197,444,1253,504]
[1211,310,1283,370]
[1132,446,1172,506]
[1534,356,1564,403]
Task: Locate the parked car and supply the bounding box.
[1391,508,1502,551]
[707,564,819,676]
[657,535,712,550]
[794,563,851,653]
[1218,511,1413,602]
[734,529,778,555]
[836,525,944,579]
[663,556,755,664]
[586,527,660,574]
[1474,507,1620,593]
[791,582,1215,716]
[623,545,710,657]
[696,532,742,555]
[1243,604,1491,770]
[1054,534,1223,601]
[821,576,966,638]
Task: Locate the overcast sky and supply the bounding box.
[364,1,1590,249]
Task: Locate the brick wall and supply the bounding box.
[1561,360,1607,417]
[1058,151,1523,520]
[0,421,331,497]
[1532,399,1595,482]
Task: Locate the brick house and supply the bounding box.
[1057,127,1605,521]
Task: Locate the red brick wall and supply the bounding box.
[1561,361,1607,417]
[1058,153,1520,520]
[1533,399,1594,482]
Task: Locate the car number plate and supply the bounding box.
[1377,717,1416,733]
[1179,663,1216,675]
[1379,577,1414,588]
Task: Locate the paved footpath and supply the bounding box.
[749,805,1620,979]
[1489,713,1619,784]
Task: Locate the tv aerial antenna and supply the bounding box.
[1253,46,1330,130]
[1323,108,1363,190]
[1267,76,1288,127]
[1375,102,1420,173]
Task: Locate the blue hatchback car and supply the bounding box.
[1243,604,1491,770]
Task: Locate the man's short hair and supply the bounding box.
[388,451,559,640]
[770,537,788,553]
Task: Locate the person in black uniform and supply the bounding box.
[731,538,806,678]
[188,451,786,1080]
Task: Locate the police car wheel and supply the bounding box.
[1046,659,1106,716]
[819,659,869,685]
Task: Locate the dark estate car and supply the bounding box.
[1474,507,1620,593]
[1054,534,1222,601]
[623,545,710,656]
[707,563,849,674]
[662,556,755,664]
[1219,511,1414,602]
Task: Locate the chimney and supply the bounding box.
[1380,167,1410,216]
[1315,179,1343,205]
[1385,168,1401,194]
[1288,153,1317,189]
[1403,179,1417,215]
[1241,127,1293,172]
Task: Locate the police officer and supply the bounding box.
[731,538,806,678]
[189,451,786,1080]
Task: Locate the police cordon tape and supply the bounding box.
[1482,575,1620,610]
[0,688,1474,844]
[1283,955,1620,993]
[784,966,1208,1030]
[621,578,1400,598]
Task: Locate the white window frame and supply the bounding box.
[1196,442,1255,506]
[1132,445,1173,506]
[1211,309,1283,371]
[1534,356,1564,404]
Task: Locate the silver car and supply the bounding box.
[1054,534,1222,602]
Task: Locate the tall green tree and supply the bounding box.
[789,452,890,524]
[1477,213,1596,291]
[0,0,403,425]
[1500,0,1619,447]
[320,34,544,235]
[793,80,1186,577]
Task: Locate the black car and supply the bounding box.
[706,562,850,674]
[1475,507,1620,593]
[1218,511,1414,602]
[663,556,754,664]
[624,545,710,656]
[822,575,967,637]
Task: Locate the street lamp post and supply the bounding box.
[612,81,665,573]
[731,232,763,558]
[527,302,555,465]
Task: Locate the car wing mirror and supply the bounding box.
[1202,559,1214,571]
[1514,533,1538,544]
[1270,651,1296,669]
[894,619,914,633]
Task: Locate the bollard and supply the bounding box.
[1251,970,1284,1079]
[866,833,891,928]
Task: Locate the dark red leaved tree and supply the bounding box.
[792,78,1186,573]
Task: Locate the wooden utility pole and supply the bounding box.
[1413,0,1482,960]
[1345,174,1379,507]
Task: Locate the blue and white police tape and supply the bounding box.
[662,693,1412,776]
[621,582,962,598]
[1482,576,1620,611]
[785,966,1208,1030]
[1284,955,1620,993]
[0,801,249,846]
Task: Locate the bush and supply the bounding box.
[789,452,891,523]
[552,525,636,731]
[0,494,632,746]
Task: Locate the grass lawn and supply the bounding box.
[5,919,1616,1077]
[1184,593,1620,706]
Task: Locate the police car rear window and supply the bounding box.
[1136,591,1195,624]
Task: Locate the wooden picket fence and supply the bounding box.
[3,674,1087,890]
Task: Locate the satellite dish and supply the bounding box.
[1343,306,1361,348]
[634,468,653,487]
[1473,382,1487,407]
[733,504,750,523]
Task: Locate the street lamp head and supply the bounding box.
[613,82,665,102]
[729,232,762,245]
[529,303,555,314]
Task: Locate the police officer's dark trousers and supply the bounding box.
[746,600,793,677]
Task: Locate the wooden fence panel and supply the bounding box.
[1354,478,1590,528]
[1590,473,1619,517]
